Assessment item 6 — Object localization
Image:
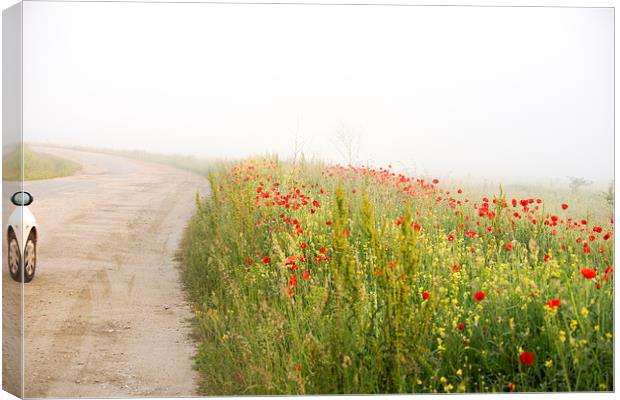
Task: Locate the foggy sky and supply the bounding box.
[23,2,613,183]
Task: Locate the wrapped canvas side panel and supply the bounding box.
[2,2,24,398]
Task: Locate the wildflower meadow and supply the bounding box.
[183,157,613,395]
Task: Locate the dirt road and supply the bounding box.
[5,146,208,397]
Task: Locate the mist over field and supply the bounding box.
[23,3,613,186]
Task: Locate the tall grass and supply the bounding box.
[184,157,613,394]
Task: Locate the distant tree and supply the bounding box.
[334,123,361,165]
[602,182,614,208]
[568,176,592,193]
[291,118,305,165]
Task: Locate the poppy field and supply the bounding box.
[183,157,613,394]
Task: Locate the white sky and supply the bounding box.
[22,2,613,183]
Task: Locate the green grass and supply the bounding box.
[3,145,81,181]
[183,157,613,395]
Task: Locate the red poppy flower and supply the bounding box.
[581,268,597,279]
[303,270,310,281]
[432,179,439,184]
[546,299,560,309]
[320,246,327,255]
[245,258,254,265]
[508,383,516,392]
[561,203,568,210]
[422,292,429,300]
[458,323,465,331]
[451,264,460,272]
[519,351,534,366]
[262,256,271,264]
[544,254,551,262]
[301,242,307,249]
[473,291,485,301]
[505,244,512,251]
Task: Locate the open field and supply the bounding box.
[28,143,216,177]
[2,145,81,181]
[183,157,613,394]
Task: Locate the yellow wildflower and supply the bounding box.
[570,320,578,331]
